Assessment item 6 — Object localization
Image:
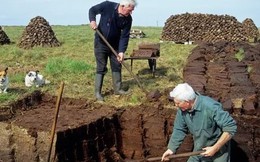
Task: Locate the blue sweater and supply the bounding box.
[89,1,132,53]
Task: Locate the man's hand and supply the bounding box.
[161,149,174,161]
[201,146,218,157]
[201,132,232,157]
[117,52,124,63]
[90,21,97,30]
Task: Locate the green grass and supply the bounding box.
[0,25,195,107]
[45,57,94,74]
[234,48,245,62]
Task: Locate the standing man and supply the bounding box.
[162,83,237,162]
[89,0,137,101]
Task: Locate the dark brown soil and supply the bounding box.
[11,92,115,132]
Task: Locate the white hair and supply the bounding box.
[169,83,196,101]
[120,0,137,7]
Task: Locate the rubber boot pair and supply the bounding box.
[95,72,128,101]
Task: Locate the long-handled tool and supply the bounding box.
[47,82,65,162]
[95,29,148,94]
[146,150,205,161]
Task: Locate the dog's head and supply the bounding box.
[0,67,8,84]
[25,70,40,82]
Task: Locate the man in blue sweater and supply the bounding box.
[89,0,137,101]
[162,83,237,162]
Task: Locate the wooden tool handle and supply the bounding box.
[47,82,65,162]
[147,150,205,161]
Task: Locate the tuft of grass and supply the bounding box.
[0,93,19,105]
[129,95,140,104]
[10,73,25,84]
[12,49,24,59]
[24,50,45,60]
[45,57,94,75]
[235,48,245,62]
[247,65,253,73]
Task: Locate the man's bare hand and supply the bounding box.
[161,149,174,161]
[201,146,218,157]
[117,52,124,63]
[90,21,97,30]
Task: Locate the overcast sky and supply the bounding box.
[1,0,259,27]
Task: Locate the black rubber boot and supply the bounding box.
[112,72,129,95]
[95,74,104,101]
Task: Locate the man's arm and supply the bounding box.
[88,3,101,30]
[89,1,108,22]
[161,110,188,161]
[201,132,231,157]
[201,102,237,157]
[118,19,132,53]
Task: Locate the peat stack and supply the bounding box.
[161,13,258,43]
[0,26,11,45]
[18,16,60,49]
[183,41,260,115]
[242,18,259,42]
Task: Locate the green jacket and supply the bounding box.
[168,93,237,154]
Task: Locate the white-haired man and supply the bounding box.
[162,83,237,162]
[89,0,137,101]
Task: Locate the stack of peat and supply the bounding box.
[18,16,60,49]
[183,41,260,161]
[183,41,260,115]
[0,26,11,45]
[242,18,259,42]
[131,43,160,57]
[161,13,259,43]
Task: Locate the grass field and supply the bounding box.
[0,25,196,107]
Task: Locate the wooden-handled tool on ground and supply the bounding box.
[95,29,148,94]
[47,82,65,162]
[146,150,205,161]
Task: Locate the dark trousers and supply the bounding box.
[94,43,122,74]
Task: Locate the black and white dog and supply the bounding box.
[25,70,50,87]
